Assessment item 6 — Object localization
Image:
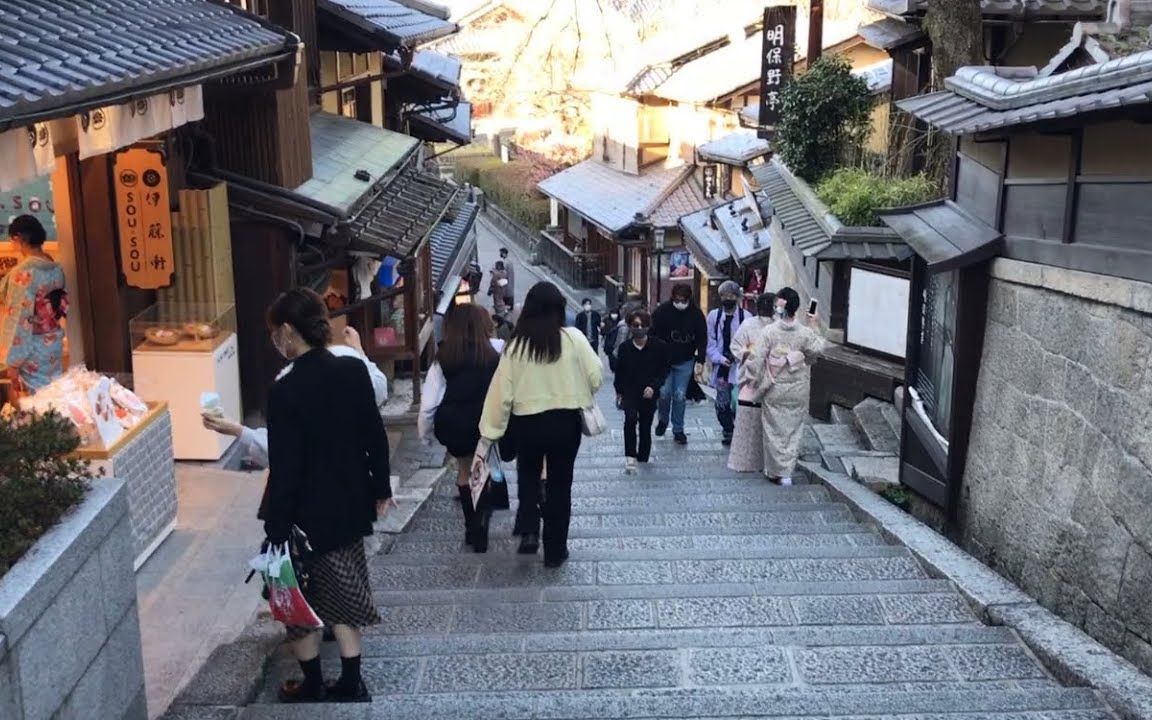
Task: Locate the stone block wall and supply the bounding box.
[0,479,147,719]
[88,409,178,567]
[961,259,1152,675]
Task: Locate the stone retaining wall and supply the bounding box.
[961,258,1152,675]
[0,478,146,719]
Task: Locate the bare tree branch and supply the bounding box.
[593,0,616,65]
[501,0,561,92]
[572,0,583,80]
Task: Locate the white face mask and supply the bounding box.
[583,303,592,311]
[673,301,689,311]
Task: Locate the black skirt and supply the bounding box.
[434,401,484,458]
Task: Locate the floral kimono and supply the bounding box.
[744,319,826,478]
[1,256,67,394]
[727,315,773,472]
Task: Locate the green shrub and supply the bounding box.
[0,408,95,577]
[775,54,873,183]
[454,154,551,231]
[816,168,936,226]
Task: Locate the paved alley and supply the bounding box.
[250,383,1115,720]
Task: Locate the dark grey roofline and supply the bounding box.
[0,42,299,133]
[879,199,1003,272]
[408,108,472,145]
[867,0,1107,19]
[857,17,926,50]
[317,0,460,48]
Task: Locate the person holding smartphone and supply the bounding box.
[744,287,826,485]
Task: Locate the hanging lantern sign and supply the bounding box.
[113,147,174,289]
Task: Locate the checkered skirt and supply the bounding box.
[286,540,381,640]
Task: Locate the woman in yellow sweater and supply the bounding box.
[478,282,603,567]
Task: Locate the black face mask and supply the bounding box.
[721,299,737,310]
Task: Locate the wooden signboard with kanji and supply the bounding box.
[114,147,174,289]
[758,5,797,139]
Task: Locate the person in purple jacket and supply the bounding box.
[705,281,750,446]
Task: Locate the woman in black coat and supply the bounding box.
[614,309,670,474]
[263,288,394,704]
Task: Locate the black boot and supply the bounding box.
[458,491,476,547]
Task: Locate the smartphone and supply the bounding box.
[808,299,819,315]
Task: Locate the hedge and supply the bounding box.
[816,168,937,227]
[454,155,552,231]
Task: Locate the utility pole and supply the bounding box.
[807,0,824,67]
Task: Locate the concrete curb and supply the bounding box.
[799,460,1152,720]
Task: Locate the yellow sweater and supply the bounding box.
[480,327,603,440]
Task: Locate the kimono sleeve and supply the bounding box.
[0,270,34,367]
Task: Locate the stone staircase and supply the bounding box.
[242,386,1115,720]
[817,397,902,491]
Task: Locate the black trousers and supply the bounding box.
[623,397,657,462]
[510,409,582,559]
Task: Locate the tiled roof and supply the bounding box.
[0,0,297,128]
[408,102,473,145]
[868,0,1105,18]
[649,177,709,228]
[429,198,480,291]
[898,49,1152,134]
[384,50,462,91]
[350,164,459,257]
[858,17,925,50]
[697,131,771,166]
[879,200,1002,272]
[537,160,694,235]
[296,112,419,215]
[753,160,910,262]
[713,194,771,264]
[319,0,459,46]
[679,206,732,269]
[393,0,452,20]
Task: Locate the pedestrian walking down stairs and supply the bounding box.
[253,369,1113,720]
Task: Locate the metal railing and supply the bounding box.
[537,229,604,289]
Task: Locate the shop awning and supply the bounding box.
[879,200,1003,272]
[349,164,459,257]
[754,161,911,263]
[697,132,771,166]
[408,102,473,145]
[0,0,299,131]
[318,0,459,49]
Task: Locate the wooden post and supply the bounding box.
[807,0,824,67]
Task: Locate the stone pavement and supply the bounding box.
[239,384,1117,720]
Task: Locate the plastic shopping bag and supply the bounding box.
[250,543,323,628]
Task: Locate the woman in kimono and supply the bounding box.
[745,287,826,485]
[1,215,66,397]
[727,292,775,472]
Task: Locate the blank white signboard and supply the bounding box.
[846,266,909,359]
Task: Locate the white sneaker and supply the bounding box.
[779,476,793,486]
[625,458,637,474]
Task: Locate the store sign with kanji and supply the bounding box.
[757,5,796,139]
[114,147,174,290]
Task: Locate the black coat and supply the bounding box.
[575,310,602,347]
[614,337,671,405]
[651,301,708,365]
[263,348,392,553]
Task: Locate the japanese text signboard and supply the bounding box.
[758,5,796,139]
[114,147,174,290]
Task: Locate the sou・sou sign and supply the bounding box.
[114,147,174,289]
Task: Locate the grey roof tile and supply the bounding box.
[320,0,459,46]
[858,17,925,50]
[649,177,709,228]
[537,160,693,235]
[868,0,1106,18]
[350,165,460,258]
[679,206,732,267]
[697,132,771,166]
[0,0,295,127]
[429,198,480,289]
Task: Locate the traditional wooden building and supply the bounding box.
[882,8,1152,673]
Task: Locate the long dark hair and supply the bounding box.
[510,281,565,363]
[267,288,331,349]
[438,304,498,373]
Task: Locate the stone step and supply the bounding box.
[881,401,903,440]
[811,423,865,452]
[433,478,829,499]
[398,521,877,543]
[368,555,927,591]
[243,685,1102,720]
[372,578,961,606]
[389,530,885,556]
[841,454,900,489]
[818,448,893,474]
[374,544,912,566]
[830,403,855,426]
[362,590,979,636]
[419,494,842,517]
[853,398,900,454]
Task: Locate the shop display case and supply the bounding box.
[131,303,240,460]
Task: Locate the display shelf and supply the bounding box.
[72,401,167,461]
[130,302,236,353]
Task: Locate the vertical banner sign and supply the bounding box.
[702,165,718,199]
[114,147,174,289]
[758,5,797,139]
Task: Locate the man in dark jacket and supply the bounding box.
[650,284,707,445]
[575,298,601,348]
[614,309,670,472]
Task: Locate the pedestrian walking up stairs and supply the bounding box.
[250,386,1116,720]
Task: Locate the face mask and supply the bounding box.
[583,303,592,311]
[673,301,689,311]
[776,306,786,318]
[610,313,619,320]
[721,299,737,310]
[631,326,649,339]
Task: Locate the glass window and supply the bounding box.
[917,269,958,437]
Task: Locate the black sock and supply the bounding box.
[298,656,323,692]
[338,655,363,690]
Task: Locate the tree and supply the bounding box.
[774,54,873,183]
[921,0,985,187]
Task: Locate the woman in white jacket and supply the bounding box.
[727,293,775,472]
[202,326,387,467]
